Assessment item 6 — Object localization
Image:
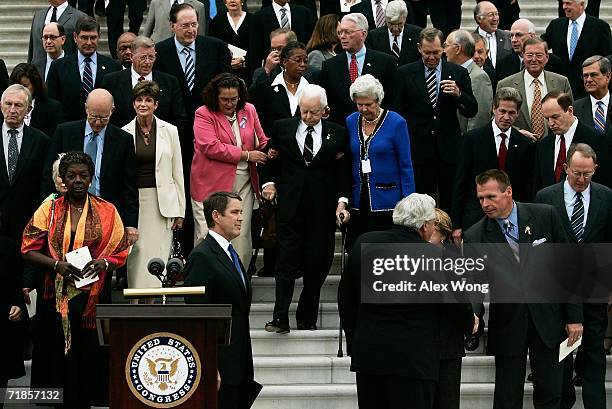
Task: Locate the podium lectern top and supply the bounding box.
[96,304,232,319]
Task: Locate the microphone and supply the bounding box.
[165,257,184,286]
[148,258,165,281]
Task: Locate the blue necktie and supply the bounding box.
[82,56,94,95]
[569,20,579,61]
[570,192,584,242]
[594,101,606,134]
[209,0,217,20]
[228,243,246,288]
[85,132,98,194]
[503,219,520,262]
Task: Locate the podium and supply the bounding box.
[96,304,231,409]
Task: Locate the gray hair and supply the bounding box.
[350,74,385,104]
[452,29,475,58]
[270,28,297,43]
[52,153,66,186]
[299,84,328,108]
[131,35,155,52]
[471,32,487,50]
[582,55,611,75]
[474,1,497,19]
[494,87,523,110]
[385,1,408,23]
[1,84,32,107]
[514,18,536,34]
[392,193,436,229]
[342,13,369,32]
[567,143,597,165]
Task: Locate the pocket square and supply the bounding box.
[532,238,547,247]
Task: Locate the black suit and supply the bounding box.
[100,69,188,130]
[364,25,421,66]
[259,117,349,327]
[319,49,397,124]
[0,59,8,98]
[535,182,612,409]
[542,15,612,100]
[452,124,535,231]
[0,126,50,243]
[46,52,121,122]
[250,77,300,137]
[0,97,64,138]
[249,4,314,75]
[534,120,612,192]
[260,0,316,19]
[184,234,258,408]
[464,202,582,409]
[574,95,612,139]
[106,0,147,58]
[557,0,601,19]
[495,52,569,82]
[208,11,252,84]
[350,0,415,30]
[42,120,138,227]
[394,59,477,212]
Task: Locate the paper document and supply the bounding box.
[228,44,247,59]
[559,337,582,362]
[26,289,37,318]
[65,247,100,289]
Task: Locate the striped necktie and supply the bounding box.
[594,101,606,134]
[375,0,385,28]
[570,192,584,242]
[7,129,18,182]
[503,219,520,261]
[82,56,94,96]
[303,126,314,166]
[392,36,401,61]
[182,47,195,91]
[280,7,289,28]
[426,69,437,108]
[531,79,545,139]
[569,20,579,61]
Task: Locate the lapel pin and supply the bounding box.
[514,144,517,148]
[326,134,331,140]
[366,63,371,67]
[101,65,106,70]
[240,117,247,129]
[525,226,532,235]
[274,86,279,92]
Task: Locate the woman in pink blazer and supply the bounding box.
[192,73,269,266]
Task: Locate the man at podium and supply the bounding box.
[184,191,261,408]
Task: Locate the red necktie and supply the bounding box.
[349,54,358,83]
[498,133,508,171]
[555,135,566,182]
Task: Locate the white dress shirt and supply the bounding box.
[524,70,548,113]
[78,51,98,85]
[554,118,578,169]
[131,67,153,87]
[45,1,69,25]
[45,51,64,80]
[296,120,322,156]
[2,123,24,172]
[590,92,610,122]
[170,0,184,6]
[271,71,310,116]
[566,11,586,58]
[563,179,589,229]
[272,1,291,29]
[24,99,35,127]
[208,230,234,262]
[387,28,402,51]
[370,0,388,24]
[478,27,498,68]
[492,119,510,155]
[174,37,196,72]
[226,12,246,33]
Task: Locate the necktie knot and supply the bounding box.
[138,76,145,82]
[84,56,92,63]
[306,126,314,132]
[499,132,507,141]
[8,129,18,137]
[182,47,190,55]
[575,191,583,200]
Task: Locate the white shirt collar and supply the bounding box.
[226,11,246,33]
[557,117,579,140]
[492,119,509,137]
[47,1,69,22]
[174,36,195,52]
[564,178,590,199]
[131,67,153,85]
[47,50,64,62]
[478,27,496,37]
[589,92,610,112]
[572,11,587,26]
[270,70,309,89]
[3,122,25,136]
[272,1,290,17]
[298,119,322,136]
[207,230,233,259]
[524,69,546,86]
[170,0,183,6]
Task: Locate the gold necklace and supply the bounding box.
[363,109,383,126]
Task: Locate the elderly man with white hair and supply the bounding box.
[473,1,513,69]
[542,0,612,99]
[319,12,397,125]
[260,84,350,334]
[338,192,454,409]
[364,1,421,66]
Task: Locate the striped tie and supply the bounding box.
[82,56,94,96]
[182,47,195,91]
[7,129,18,183]
[569,20,579,61]
[375,0,385,28]
[570,192,584,242]
[303,126,314,166]
[392,36,401,61]
[503,219,520,262]
[594,101,606,134]
[280,7,289,28]
[531,79,545,139]
[426,69,437,108]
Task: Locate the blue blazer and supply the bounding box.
[346,110,415,211]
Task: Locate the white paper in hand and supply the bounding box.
[559,336,582,362]
[228,44,247,59]
[65,247,99,289]
[26,289,37,318]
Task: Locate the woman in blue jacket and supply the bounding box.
[345,74,415,247]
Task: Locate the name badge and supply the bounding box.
[361,159,372,174]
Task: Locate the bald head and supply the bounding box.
[510,19,536,54]
[85,89,114,132]
[117,32,137,68]
[474,1,499,34]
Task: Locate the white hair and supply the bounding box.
[392,193,436,229]
[299,84,328,108]
[385,1,408,23]
[350,74,385,104]
[1,84,32,107]
[342,13,369,32]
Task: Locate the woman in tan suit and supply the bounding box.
[123,81,186,297]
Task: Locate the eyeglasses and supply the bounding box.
[524,53,547,60]
[442,42,459,48]
[219,96,239,104]
[569,170,595,179]
[42,35,63,41]
[479,12,500,18]
[287,57,308,65]
[134,54,156,62]
[87,114,111,122]
[337,29,362,37]
[177,22,198,30]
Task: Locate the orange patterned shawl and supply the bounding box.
[22,194,129,353]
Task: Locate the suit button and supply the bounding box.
[431,131,435,135]
[433,115,437,120]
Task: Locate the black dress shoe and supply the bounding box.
[573,374,583,386]
[265,319,289,334]
[297,323,317,331]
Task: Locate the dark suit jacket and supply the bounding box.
[0,126,50,243]
[249,4,314,75]
[574,95,612,139]
[542,15,612,99]
[534,120,612,192]
[495,52,569,82]
[350,0,414,30]
[154,35,232,116]
[42,120,139,227]
[184,234,254,387]
[364,24,421,66]
[0,59,8,97]
[394,59,478,165]
[0,97,64,138]
[452,124,535,230]
[249,77,300,137]
[473,28,513,67]
[319,49,397,124]
[28,4,86,63]
[46,52,121,121]
[100,69,188,131]
[261,0,317,19]
[463,202,583,355]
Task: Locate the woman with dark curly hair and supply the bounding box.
[191,73,269,266]
[22,151,129,407]
[9,63,63,136]
[306,14,340,70]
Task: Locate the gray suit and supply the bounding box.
[458,60,493,134]
[143,0,207,43]
[28,4,86,63]
[498,69,572,135]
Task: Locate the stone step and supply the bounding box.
[251,275,341,303]
[251,329,345,356]
[250,302,340,329]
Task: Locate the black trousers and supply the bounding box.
[561,303,608,409]
[433,358,462,409]
[428,0,462,37]
[68,0,95,16]
[106,0,147,58]
[493,317,563,409]
[356,372,436,409]
[413,160,456,214]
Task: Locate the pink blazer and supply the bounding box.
[191,102,269,202]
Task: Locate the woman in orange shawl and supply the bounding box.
[22,151,129,407]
